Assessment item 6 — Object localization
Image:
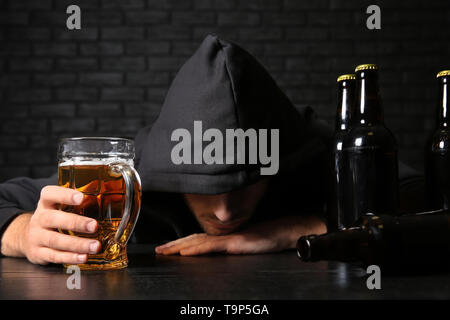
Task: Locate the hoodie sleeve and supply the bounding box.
[0,174,58,242]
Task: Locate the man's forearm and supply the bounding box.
[243,214,328,250]
[0,213,32,257]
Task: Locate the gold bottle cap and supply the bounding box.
[437,70,450,78]
[355,64,378,72]
[337,74,356,82]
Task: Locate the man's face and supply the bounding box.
[183,180,269,236]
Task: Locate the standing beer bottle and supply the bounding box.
[328,74,356,231]
[341,64,399,223]
[425,70,450,210]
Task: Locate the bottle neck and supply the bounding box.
[437,77,449,128]
[298,212,450,270]
[353,70,384,126]
[336,80,355,131]
[297,227,370,262]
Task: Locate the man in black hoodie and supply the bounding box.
[0,35,423,265]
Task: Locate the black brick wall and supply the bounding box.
[0,0,449,182]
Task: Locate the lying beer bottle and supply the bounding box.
[328,74,356,231]
[341,64,399,224]
[425,70,450,210]
[297,211,450,272]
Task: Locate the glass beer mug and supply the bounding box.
[57,137,142,270]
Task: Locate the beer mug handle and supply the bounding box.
[109,163,141,245]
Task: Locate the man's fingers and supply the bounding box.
[179,240,227,256]
[157,235,227,256]
[155,234,205,253]
[39,186,84,209]
[38,209,97,233]
[156,241,188,255]
[39,230,101,254]
[36,247,88,265]
[156,234,208,255]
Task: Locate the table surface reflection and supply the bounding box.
[1,244,449,299]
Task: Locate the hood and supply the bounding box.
[135,34,332,194]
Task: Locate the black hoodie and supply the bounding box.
[131,34,334,242]
[135,34,332,194]
[0,35,425,245]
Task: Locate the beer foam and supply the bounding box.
[59,157,134,167]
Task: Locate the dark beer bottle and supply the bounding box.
[297,211,450,271]
[328,74,356,231]
[341,64,399,224]
[425,70,450,210]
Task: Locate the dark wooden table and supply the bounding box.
[1,244,449,300]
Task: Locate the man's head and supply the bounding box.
[183,179,269,235]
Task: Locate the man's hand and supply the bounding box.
[1,186,101,265]
[155,215,327,256]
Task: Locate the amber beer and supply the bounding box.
[341,64,399,223]
[425,70,450,210]
[329,74,356,231]
[57,138,141,270]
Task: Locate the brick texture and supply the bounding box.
[0,0,449,182]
